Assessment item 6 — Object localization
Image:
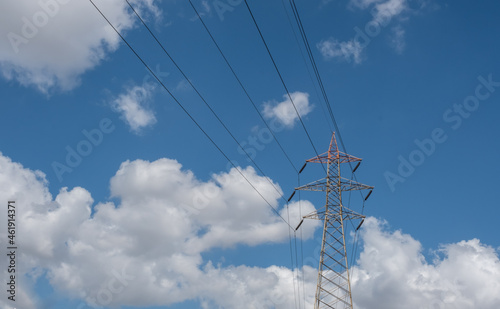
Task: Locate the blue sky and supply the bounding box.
[1,0,500,308]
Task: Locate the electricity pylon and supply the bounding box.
[294,133,373,309]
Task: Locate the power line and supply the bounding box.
[188,0,299,174]
[244,1,373,305]
[242,2,330,306]
[288,0,339,143]
[126,6,305,301]
[288,0,371,206]
[243,0,326,174]
[288,0,368,205]
[280,0,334,134]
[88,0,295,230]
[124,2,305,307]
[297,173,307,308]
[285,202,300,309]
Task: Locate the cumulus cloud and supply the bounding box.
[198,263,318,309]
[111,84,157,133]
[0,152,319,308]
[351,218,500,309]
[2,152,500,309]
[317,38,364,63]
[0,0,160,93]
[262,92,313,128]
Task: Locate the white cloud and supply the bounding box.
[350,0,385,9]
[390,25,406,54]
[319,0,409,62]
[2,152,500,309]
[0,152,320,308]
[317,38,364,63]
[263,92,313,128]
[111,84,157,133]
[351,218,500,309]
[201,0,211,14]
[175,78,190,91]
[198,263,317,309]
[371,0,407,24]
[350,0,407,21]
[0,0,160,93]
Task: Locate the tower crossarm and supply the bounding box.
[295,178,329,192]
[295,177,373,192]
[304,133,363,165]
[339,177,373,192]
[306,151,362,164]
[303,205,365,222]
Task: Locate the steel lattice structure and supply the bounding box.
[296,133,373,309]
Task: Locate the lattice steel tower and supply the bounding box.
[295,133,373,309]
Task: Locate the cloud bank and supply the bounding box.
[0,153,499,308]
[352,218,500,309]
[0,152,318,308]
